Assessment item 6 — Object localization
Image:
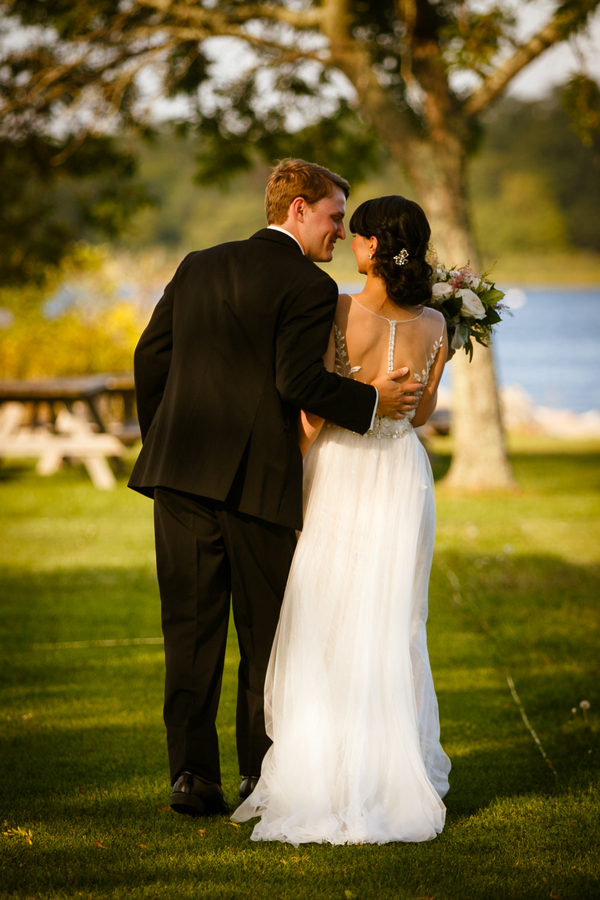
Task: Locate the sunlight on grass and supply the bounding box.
[1,440,598,899]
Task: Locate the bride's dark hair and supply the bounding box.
[349,196,432,308]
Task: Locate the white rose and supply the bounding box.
[458,288,486,319]
[432,282,453,298]
[464,273,481,290]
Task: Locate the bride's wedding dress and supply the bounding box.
[233,305,451,845]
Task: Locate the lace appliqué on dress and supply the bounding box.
[334,324,362,378]
[365,414,414,440]
[414,332,444,386]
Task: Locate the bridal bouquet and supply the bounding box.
[426,262,507,359]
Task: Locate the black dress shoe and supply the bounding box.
[170,771,231,817]
[237,775,260,807]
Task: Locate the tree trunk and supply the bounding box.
[444,341,514,489]
[398,138,516,490]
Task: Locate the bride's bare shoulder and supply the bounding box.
[423,306,445,325]
[335,292,353,329]
[423,306,446,336]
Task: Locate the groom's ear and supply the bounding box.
[289,196,308,222]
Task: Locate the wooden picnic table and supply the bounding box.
[0,373,140,489]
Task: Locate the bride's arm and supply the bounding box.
[297,329,335,457]
[411,323,448,428]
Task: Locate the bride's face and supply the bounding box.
[352,234,375,274]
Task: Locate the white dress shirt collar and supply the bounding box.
[267,225,305,255]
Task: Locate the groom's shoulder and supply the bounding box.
[247,229,337,287]
[176,240,249,267]
[175,234,296,269]
[175,233,335,287]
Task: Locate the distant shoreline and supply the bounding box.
[322,249,600,287]
[334,279,600,291]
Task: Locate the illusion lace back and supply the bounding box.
[232,304,451,845]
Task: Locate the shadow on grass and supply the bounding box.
[0,719,567,819]
[430,550,600,664]
[0,566,160,650]
[0,462,32,483]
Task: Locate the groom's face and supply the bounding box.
[301,188,347,262]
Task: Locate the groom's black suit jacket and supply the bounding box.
[128,228,376,530]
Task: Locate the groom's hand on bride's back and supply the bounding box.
[372,368,423,419]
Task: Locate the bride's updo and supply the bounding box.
[349,196,433,308]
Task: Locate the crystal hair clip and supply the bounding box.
[394,249,409,266]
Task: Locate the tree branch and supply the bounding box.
[320,0,422,151]
[396,0,417,89]
[321,0,352,45]
[211,3,323,29]
[142,1,322,30]
[464,0,600,116]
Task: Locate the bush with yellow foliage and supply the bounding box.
[0,244,174,380]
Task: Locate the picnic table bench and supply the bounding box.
[0,373,140,490]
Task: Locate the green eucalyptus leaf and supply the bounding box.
[481,308,502,325]
[442,296,463,318]
[480,287,505,305]
[451,323,470,350]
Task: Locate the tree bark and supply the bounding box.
[444,341,514,489]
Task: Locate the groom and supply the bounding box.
[129,159,423,816]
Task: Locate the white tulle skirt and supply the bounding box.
[232,421,451,845]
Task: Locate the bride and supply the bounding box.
[232,195,451,845]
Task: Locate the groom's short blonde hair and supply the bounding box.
[265,159,350,225]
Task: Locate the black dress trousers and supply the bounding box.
[153,487,296,786]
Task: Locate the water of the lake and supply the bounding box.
[491,287,600,414]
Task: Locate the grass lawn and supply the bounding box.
[1,438,599,899]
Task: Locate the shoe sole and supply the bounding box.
[170,791,207,816]
[170,790,230,817]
